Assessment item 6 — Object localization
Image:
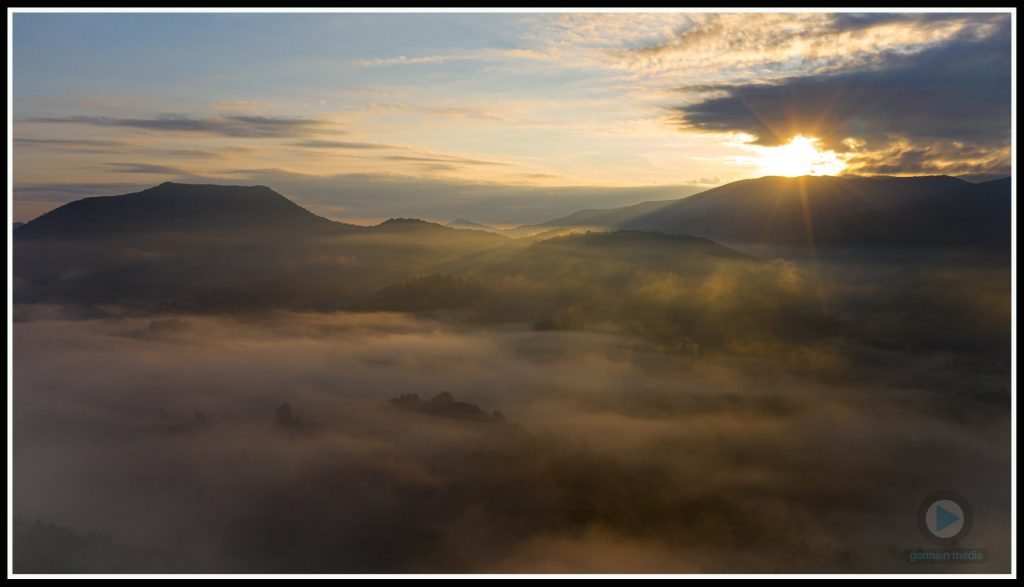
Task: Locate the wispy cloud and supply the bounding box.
[628,13,984,72]
[26,114,332,138]
[213,100,275,110]
[288,139,515,171]
[107,162,191,175]
[355,54,459,67]
[418,107,508,122]
[13,182,150,201]
[539,12,1003,82]
[13,137,136,156]
[364,102,509,122]
[14,137,133,149]
[290,139,392,150]
[383,154,510,167]
[160,148,233,159]
[354,48,559,69]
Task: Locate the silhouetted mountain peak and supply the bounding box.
[16,183,354,238]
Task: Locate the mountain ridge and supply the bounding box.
[14,175,1009,249]
[446,218,501,233]
[15,182,358,239]
[518,174,1007,247]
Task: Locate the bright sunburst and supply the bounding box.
[751,135,848,177]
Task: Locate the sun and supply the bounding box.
[752,135,847,177]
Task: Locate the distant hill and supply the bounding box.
[15,182,356,238]
[868,177,1011,246]
[520,175,1008,247]
[474,229,755,285]
[516,198,680,235]
[446,218,501,233]
[370,217,509,243]
[13,186,507,310]
[374,217,461,233]
[529,229,752,261]
[361,273,490,313]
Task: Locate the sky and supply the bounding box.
[10,10,1013,225]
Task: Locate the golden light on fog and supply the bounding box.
[754,135,847,177]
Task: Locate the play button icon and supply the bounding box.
[930,500,963,536]
[918,491,972,545]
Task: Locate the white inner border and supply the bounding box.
[6,5,1017,580]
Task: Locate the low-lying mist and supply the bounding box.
[14,309,1011,573]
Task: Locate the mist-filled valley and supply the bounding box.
[12,180,1012,573]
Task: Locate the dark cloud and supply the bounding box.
[826,12,982,32]
[26,114,330,138]
[672,19,1010,175]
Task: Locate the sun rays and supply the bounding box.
[747,135,848,177]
